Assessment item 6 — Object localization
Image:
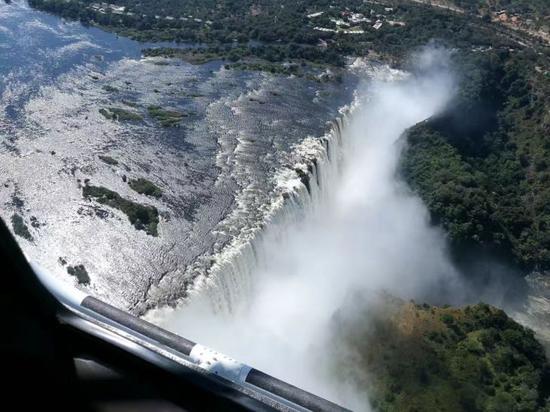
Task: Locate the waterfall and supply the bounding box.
[144,62,404,321]
[189,112,353,315]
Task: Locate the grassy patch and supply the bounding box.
[147,105,187,127]
[99,107,143,122]
[98,155,119,166]
[128,178,162,199]
[67,264,90,285]
[83,185,159,236]
[11,213,33,241]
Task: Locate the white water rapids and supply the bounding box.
[147,51,459,410]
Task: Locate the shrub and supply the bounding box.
[128,178,162,198]
[67,264,90,285]
[83,185,159,236]
[98,155,119,166]
[147,105,187,127]
[99,107,143,122]
[11,214,33,241]
[441,313,455,325]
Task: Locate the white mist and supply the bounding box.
[149,48,459,410]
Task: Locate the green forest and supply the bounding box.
[339,295,550,411]
[403,43,549,270]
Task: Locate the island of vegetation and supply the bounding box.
[11,213,33,241]
[67,264,90,285]
[102,84,119,93]
[147,105,187,128]
[83,184,159,236]
[128,177,163,199]
[99,107,143,122]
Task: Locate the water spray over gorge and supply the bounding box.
[146,50,462,409]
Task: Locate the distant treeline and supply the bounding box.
[29,0,539,66]
[451,0,548,20]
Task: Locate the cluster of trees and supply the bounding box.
[144,43,344,67]
[83,185,159,236]
[402,47,550,270]
[29,0,368,67]
[128,177,163,199]
[452,0,549,21]
[67,264,90,285]
[343,298,550,411]
[27,0,549,65]
[11,213,33,241]
[29,0,457,68]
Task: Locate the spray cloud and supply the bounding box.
[151,46,458,410]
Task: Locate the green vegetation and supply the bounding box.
[83,185,159,236]
[147,105,187,127]
[128,177,162,199]
[99,107,143,122]
[226,61,303,77]
[402,48,550,269]
[26,0,549,67]
[27,0,549,88]
[67,264,90,285]
[98,155,119,166]
[143,42,344,68]
[340,296,550,411]
[451,0,548,22]
[11,213,33,241]
[143,47,222,65]
[102,85,119,93]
